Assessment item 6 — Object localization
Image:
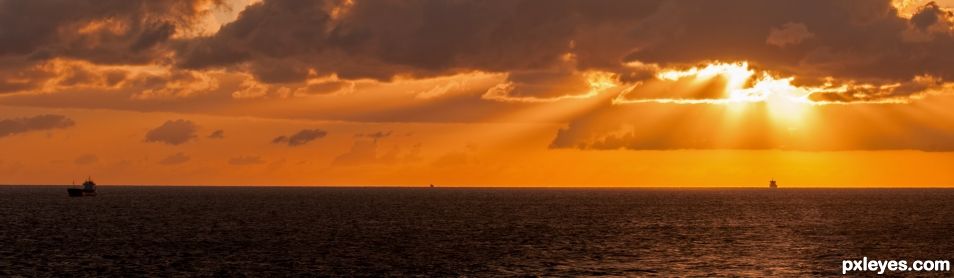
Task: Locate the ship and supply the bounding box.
[768,178,778,189]
[67,177,97,197]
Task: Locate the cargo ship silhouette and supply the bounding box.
[769,178,778,189]
[67,177,97,197]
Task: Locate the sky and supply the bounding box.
[2,0,954,187]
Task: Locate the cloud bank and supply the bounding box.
[2,0,954,153]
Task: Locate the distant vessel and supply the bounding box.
[67,177,97,197]
[769,178,778,189]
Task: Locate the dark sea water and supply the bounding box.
[1,186,952,277]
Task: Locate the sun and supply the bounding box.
[651,61,811,104]
[640,61,818,127]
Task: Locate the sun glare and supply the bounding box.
[622,61,813,104]
[654,61,813,104]
[617,61,820,126]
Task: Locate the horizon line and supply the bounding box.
[4,184,953,189]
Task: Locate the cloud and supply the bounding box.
[911,2,952,30]
[0,0,953,127]
[129,70,220,100]
[175,0,662,82]
[356,131,392,140]
[169,0,954,90]
[627,0,954,83]
[482,68,616,103]
[158,152,190,165]
[0,114,75,138]
[614,62,949,104]
[299,80,349,95]
[144,119,198,145]
[766,22,814,47]
[272,128,328,146]
[1,0,952,96]
[229,155,264,165]
[0,58,128,94]
[0,0,221,64]
[207,129,225,139]
[806,75,945,103]
[74,154,98,165]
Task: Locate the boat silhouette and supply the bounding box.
[67,177,97,197]
[769,178,778,189]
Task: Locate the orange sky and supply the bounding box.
[2,0,954,187]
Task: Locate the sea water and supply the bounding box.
[1,186,952,276]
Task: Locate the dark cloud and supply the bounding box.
[118,0,954,110]
[626,0,954,83]
[0,0,219,64]
[911,2,952,30]
[144,119,198,145]
[129,22,177,52]
[158,152,191,165]
[208,129,225,139]
[272,128,328,146]
[248,59,313,84]
[177,0,663,83]
[0,114,75,138]
[765,22,815,47]
[0,0,225,96]
[74,154,98,165]
[229,155,264,165]
[2,0,953,120]
[170,0,954,90]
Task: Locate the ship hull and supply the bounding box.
[67,188,96,197]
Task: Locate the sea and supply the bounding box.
[1,186,952,276]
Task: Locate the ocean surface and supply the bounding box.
[1,186,952,276]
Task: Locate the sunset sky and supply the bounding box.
[2,0,954,186]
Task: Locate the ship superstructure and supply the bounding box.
[67,177,97,197]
